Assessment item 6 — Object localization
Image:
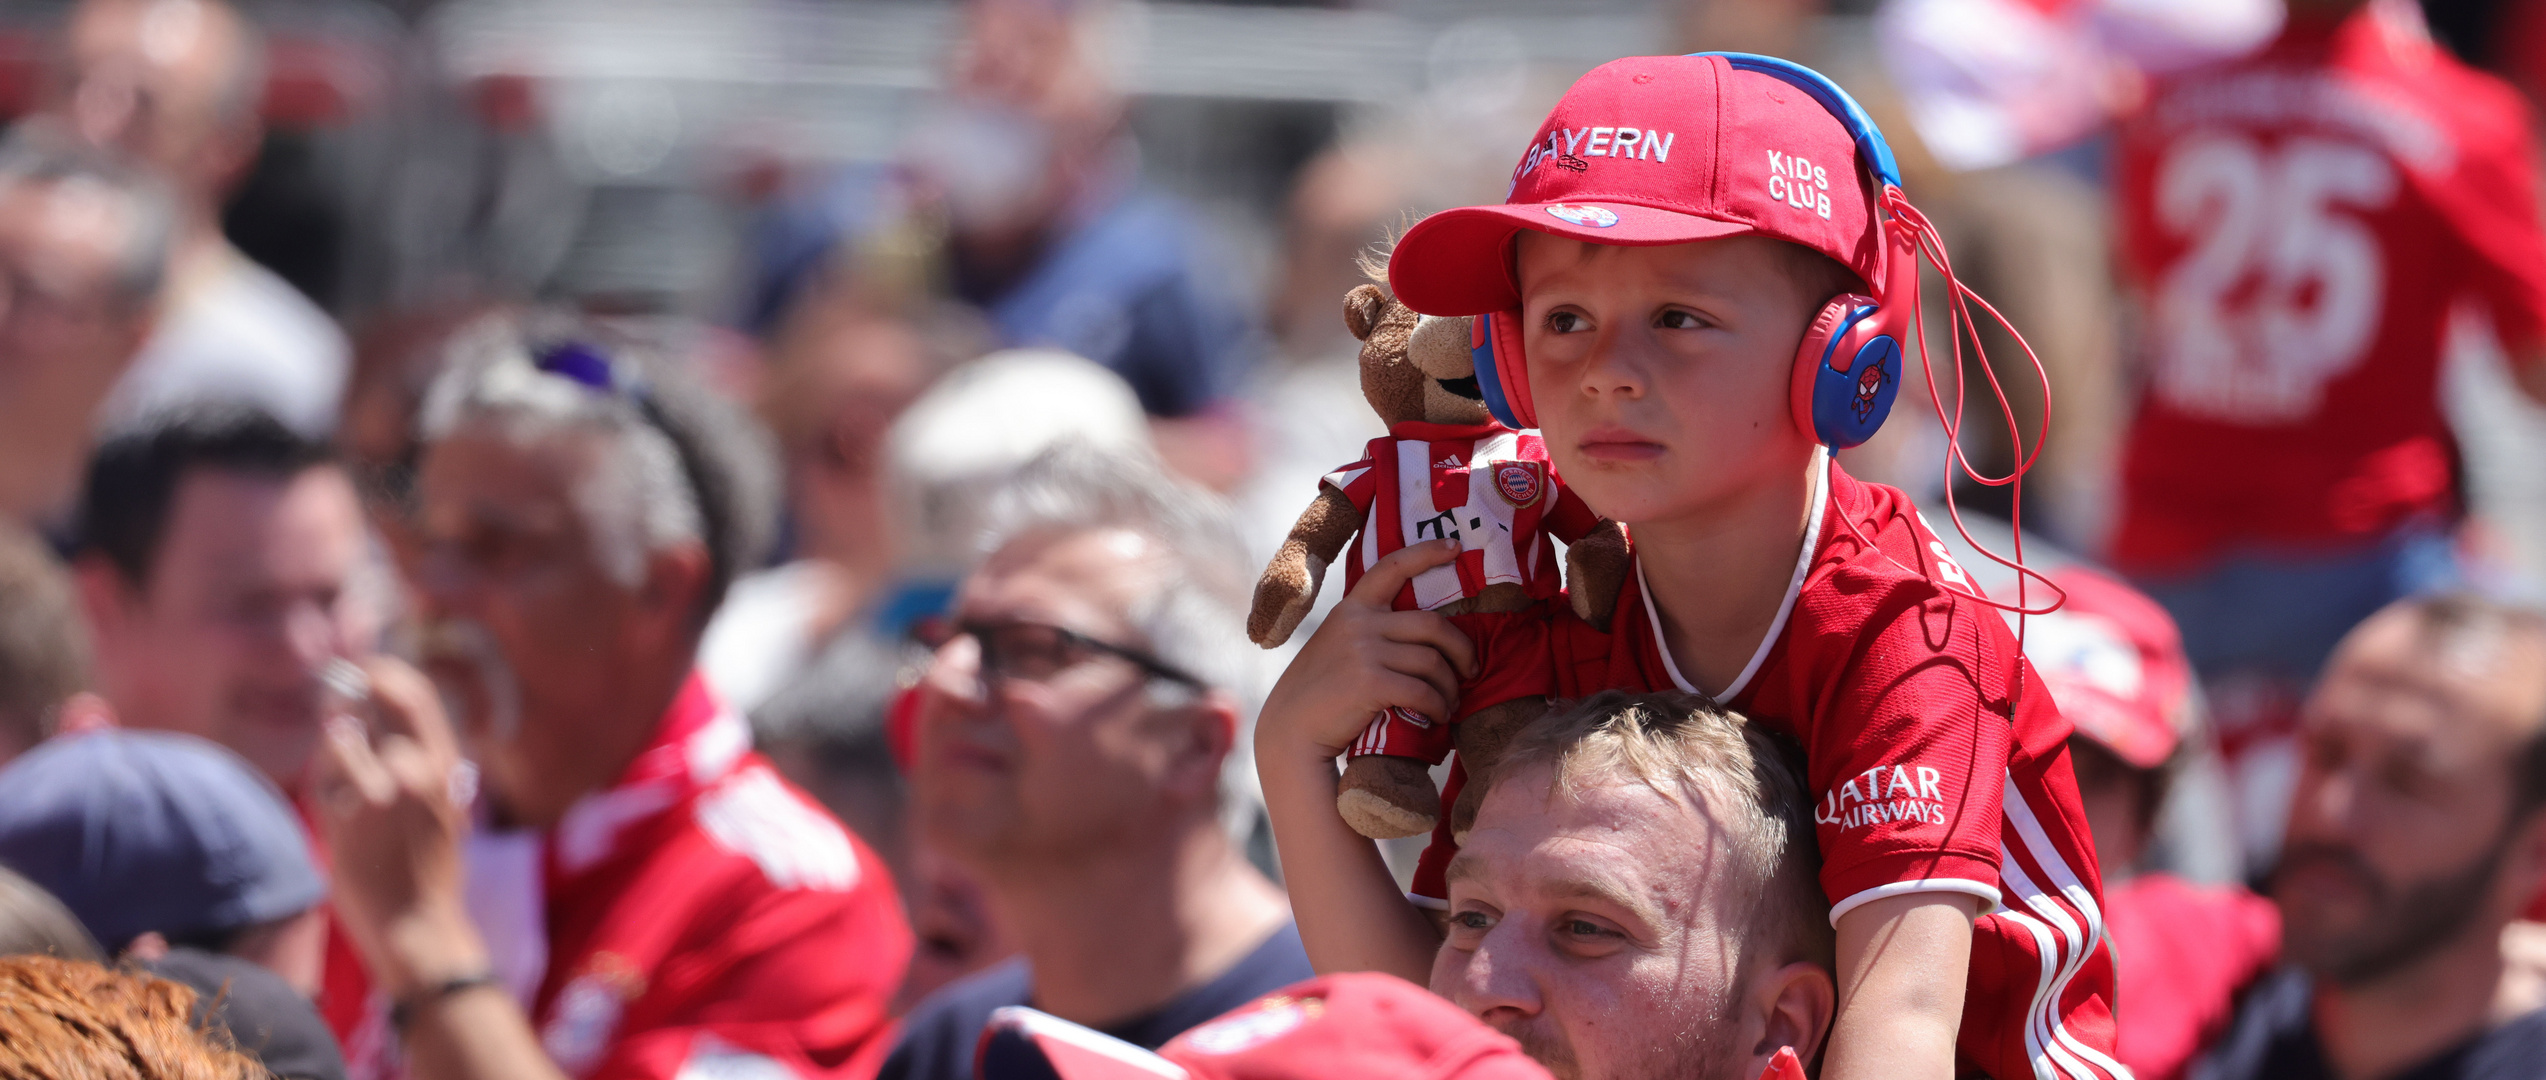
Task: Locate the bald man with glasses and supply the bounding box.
[882,445,1313,1080]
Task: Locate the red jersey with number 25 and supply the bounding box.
[1322,421,1601,611]
[1413,454,2118,1080]
[2112,6,2546,573]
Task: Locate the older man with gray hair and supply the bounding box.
[0,125,176,525]
[312,311,912,1080]
[881,443,1313,1080]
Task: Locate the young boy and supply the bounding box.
[1256,54,2119,1080]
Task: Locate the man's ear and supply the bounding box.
[2497,806,2546,918]
[1740,959,1836,1080]
[71,556,140,643]
[638,542,714,635]
[1164,689,1242,804]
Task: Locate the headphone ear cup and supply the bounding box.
[1471,309,1534,429]
[1807,295,1902,450]
[1792,298,1857,441]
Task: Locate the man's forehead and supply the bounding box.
[417,425,586,524]
[960,528,1156,627]
[1454,767,1727,903]
[2316,613,2546,759]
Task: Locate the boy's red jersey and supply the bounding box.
[2111,7,2546,573]
[1414,455,2118,1080]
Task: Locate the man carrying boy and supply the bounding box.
[1257,54,2116,1080]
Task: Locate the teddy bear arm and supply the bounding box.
[1247,486,1366,648]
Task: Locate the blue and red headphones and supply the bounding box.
[1467,53,1915,452]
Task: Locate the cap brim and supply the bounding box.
[1389,202,1754,317]
[981,1007,1193,1080]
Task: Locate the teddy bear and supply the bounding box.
[1250,282,1629,841]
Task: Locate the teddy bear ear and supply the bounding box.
[1343,284,1390,342]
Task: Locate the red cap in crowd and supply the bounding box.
[976,973,1553,1080]
[2023,568,2193,770]
[1387,53,1889,317]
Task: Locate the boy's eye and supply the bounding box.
[1545,310,1590,334]
[1655,308,1708,331]
[1561,918,1612,939]
[1453,910,1494,931]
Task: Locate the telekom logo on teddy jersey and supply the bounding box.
[1511,124,1678,188]
[1818,762,1948,831]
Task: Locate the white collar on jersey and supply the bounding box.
[1642,446,1831,703]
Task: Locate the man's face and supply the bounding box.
[0,178,150,519]
[97,466,369,788]
[912,528,1205,866]
[50,0,252,194]
[1516,233,1825,529]
[2278,610,2546,985]
[411,425,656,821]
[1435,764,1747,1080]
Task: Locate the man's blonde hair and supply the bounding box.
[1495,690,1834,972]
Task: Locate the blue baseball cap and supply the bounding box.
[0,730,325,952]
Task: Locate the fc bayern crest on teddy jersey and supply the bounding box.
[1544,204,1618,228]
[1493,461,1544,506]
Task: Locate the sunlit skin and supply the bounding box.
[909,525,1291,1029]
[1515,232,1825,533]
[408,423,705,830]
[912,528,1200,864]
[50,0,260,226]
[1438,763,1833,1080]
[79,466,368,790]
[2274,606,2546,1080]
[0,177,153,521]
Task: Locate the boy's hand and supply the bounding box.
[1258,539,1477,765]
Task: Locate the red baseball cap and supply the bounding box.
[2023,568,2193,770]
[1387,53,1891,317]
[976,973,1552,1080]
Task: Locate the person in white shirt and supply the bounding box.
[45,0,348,437]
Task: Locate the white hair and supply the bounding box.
[417,317,704,587]
[977,441,1273,823]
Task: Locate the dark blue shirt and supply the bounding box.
[878,922,1315,1080]
[956,190,1259,419]
[2194,968,2546,1080]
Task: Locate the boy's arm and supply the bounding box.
[1824,893,1982,1080]
[1257,539,1474,982]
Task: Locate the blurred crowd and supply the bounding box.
[0,0,2543,1079]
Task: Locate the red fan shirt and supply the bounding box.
[1322,422,1602,612]
[2103,874,2281,1080]
[2111,6,2546,573]
[1413,455,2120,1080]
[351,676,913,1080]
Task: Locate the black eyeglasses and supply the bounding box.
[911,617,1206,690]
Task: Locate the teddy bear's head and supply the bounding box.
[1344,284,1492,428]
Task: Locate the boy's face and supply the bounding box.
[1515,234,1825,527]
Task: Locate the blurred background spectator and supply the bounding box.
[0,729,329,994]
[48,0,350,438]
[0,522,94,764]
[885,444,1308,1080]
[2198,594,2546,1080]
[318,311,908,1080]
[0,864,101,960]
[0,954,268,1080]
[71,406,377,790]
[0,126,172,528]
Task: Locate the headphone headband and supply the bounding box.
[1698,52,1904,190]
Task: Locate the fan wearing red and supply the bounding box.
[1256,53,2117,1080]
[2110,0,2546,806]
